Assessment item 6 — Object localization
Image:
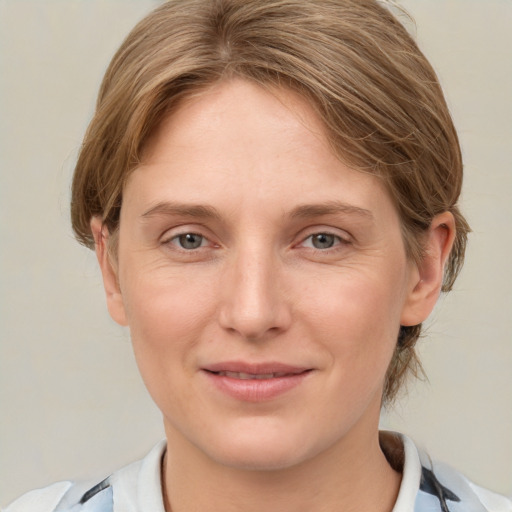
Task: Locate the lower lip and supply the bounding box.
[202,371,311,401]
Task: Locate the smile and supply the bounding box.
[202,364,312,401]
[212,371,296,380]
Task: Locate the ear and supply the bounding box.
[90,217,128,326]
[400,212,456,327]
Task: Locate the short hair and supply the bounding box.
[71,0,470,403]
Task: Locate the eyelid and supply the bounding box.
[295,227,352,247]
[160,225,217,248]
[158,224,352,252]
[173,233,208,250]
[300,234,344,250]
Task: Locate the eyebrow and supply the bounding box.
[289,201,374,221]
[140,200,373,222]
[141,202,221,221]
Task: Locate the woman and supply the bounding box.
[4,1,511,511]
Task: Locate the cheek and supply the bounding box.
[121,257,213,335]
[298,270,404,379]
[119,265,217,389]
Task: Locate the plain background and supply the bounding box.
[1,0,511,506]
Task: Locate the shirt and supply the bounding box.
[4,434,511,512]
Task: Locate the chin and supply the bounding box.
[198,419,328,472]
[213,442,309,472]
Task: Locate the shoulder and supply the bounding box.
[415,444,512,512]
[468,482,512,512]
[384,432,512,512]
[2,481,72,512]
[2,478,113,512]
[2,440,166,512]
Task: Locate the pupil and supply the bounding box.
[179,233,202,249]
[313,233,335,249]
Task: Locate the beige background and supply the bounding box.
[0,0,511,506]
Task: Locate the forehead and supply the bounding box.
[125,79,395,226]
[142,79,331,165]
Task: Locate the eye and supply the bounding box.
[171,233,207,250]
[302,233,343,250]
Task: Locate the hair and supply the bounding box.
[71,0,469,404]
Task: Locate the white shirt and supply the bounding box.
[3,434,511,512]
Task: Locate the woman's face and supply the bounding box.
[105,79,424,470]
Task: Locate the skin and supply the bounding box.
[92,79,454,512]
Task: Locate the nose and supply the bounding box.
[218,246,292,341]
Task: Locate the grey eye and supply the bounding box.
[311,233,336,249]
[177,233,204,249]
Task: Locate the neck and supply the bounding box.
[161,425,401,512]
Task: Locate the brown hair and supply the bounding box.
[71,0,469,403]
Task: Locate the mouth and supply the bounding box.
[201,363,312,401]
[202,361,311,377]
[209,371,301,380]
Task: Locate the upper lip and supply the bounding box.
[202,361,311,376]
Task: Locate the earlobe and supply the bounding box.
[90,217,128,326]
[400,212,456,327]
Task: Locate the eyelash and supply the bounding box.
[161,229,350,255]
[162,232,211,251]
[298,232,349,251]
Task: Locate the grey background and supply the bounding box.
[1,0,511,505]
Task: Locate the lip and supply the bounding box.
[201,361,312,402]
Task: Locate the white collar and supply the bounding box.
[110,433,422,512]
[389,433,423,512]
